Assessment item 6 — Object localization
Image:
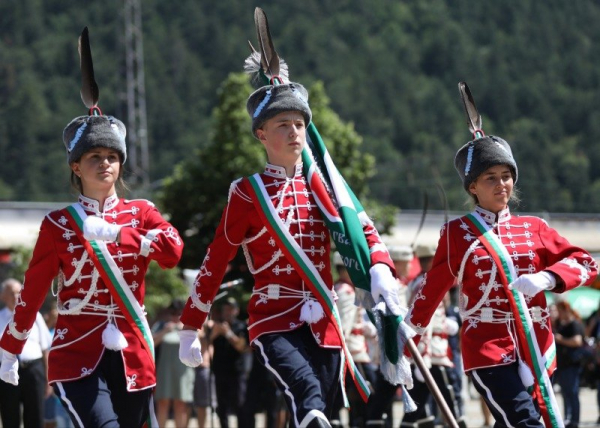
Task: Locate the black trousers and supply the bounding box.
[253,325,342,428]
[53,350,152,428]
[0,358,46,428]
[469,362,544,428]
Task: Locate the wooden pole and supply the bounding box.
[406,338,459,428]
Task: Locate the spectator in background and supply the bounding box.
[331,252,376,428]
[42,304,74,428]
[402,245,465,428]
[443,288,464,420]
[554,300,585,428]
[388,245,414,285]
[364,246,414,427]
[209,297,249,428]
[0,278,52,428]
[152,299,194,428]
[585,301,600,425]
[193,322,215,428]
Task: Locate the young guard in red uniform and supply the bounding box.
[0,29,183,428]
[405,82,598,427]
[178,80,403,427]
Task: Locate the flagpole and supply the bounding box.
[406,338,459,428]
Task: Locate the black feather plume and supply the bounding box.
[254,7,280,80]
[78,27,99,110]
[458,82,483,137]
[410,191,429,250]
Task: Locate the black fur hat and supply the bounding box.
[63,115,127,164]
[455,82,518,190]
[454,135,518,191]
[246,82,312,137]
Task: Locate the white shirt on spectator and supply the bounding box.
[0,308,52,362]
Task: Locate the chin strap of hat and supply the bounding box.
[78,27,102,117]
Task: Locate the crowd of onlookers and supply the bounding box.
[1,260,600,427]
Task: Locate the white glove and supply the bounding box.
[509,271,557,297]
[370,264,402,316]
[0,351,19,385]
[178,330,203,367]
[83,215,121,241]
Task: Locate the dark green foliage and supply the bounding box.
[159,73,264,268]
[1,1,600,214]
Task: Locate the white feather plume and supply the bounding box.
[243,51,289,86]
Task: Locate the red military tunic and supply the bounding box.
[0,194,183,390]
[406,206,597,373]
[180,163,394,347]
[407,273,456,368]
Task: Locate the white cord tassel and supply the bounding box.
[102,322,128,351]
[518,358,534,389]
[299,300,325,324]
[401,385,417,413]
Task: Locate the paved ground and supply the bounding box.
[179,385,600,428]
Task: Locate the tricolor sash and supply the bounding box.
[63,204,156,368]
[245,174,370,404]
[464,212,562,427]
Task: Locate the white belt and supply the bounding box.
[252,284,313,301]
[464,305,547,324]
[59,301,143,318]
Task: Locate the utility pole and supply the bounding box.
[124,0,150,188]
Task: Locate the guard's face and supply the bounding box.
[469,164,513,213]
[256,111,306,168]
[71,148,121,194]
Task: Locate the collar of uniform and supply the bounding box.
[78,193,119,213]
[474,205,511,226]
[263,163,303,179]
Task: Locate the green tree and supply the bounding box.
[159,73,264,268]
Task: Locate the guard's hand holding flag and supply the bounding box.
[370,263,402,316]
